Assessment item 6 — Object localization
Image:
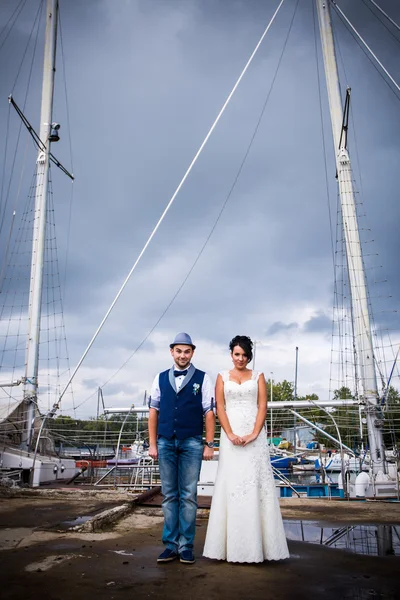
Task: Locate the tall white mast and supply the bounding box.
[23,0,59,450]
[316,0,386,475]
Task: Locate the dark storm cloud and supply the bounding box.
[303,311,332,333]
[267,321,298,335]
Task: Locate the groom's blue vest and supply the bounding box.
[157,368,205,440]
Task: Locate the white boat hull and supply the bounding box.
[349,466,400,499]
[0,446,77,486]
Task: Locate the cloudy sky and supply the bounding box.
[0,0,399,418]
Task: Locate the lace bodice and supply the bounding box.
[220,370,260,437]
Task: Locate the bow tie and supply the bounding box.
[174,369,188,377]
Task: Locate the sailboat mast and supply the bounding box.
[23,0,59,450]
[316,0,386,475]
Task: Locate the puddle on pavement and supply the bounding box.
[59,516,92,529]
[284,520,400,557]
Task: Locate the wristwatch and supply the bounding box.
[205,441,215,448]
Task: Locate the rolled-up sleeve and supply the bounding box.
[201,374,215,415]
[148,374,161,411]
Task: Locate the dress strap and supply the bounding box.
[252,371,261,381]
[220,370,229,383]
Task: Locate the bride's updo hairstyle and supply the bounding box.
[229,335,253,363]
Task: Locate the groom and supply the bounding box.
[148,333,215,565]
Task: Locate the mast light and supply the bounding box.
[49,123,60,142]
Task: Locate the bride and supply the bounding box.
[203,335,289,563]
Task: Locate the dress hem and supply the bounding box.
[202,554,290,564]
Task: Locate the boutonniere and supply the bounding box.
[193,383,200,395]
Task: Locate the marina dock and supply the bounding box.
[1,488,400,599]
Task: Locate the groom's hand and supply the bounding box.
[149,444,158,460]
[203,446,214,461]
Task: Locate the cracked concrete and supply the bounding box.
[1,489,400,599]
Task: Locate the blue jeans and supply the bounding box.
[158,435,203,552]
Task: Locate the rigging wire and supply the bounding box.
[0,0,29,53]
[58,0,286,406]
[0,167,37,418]
[0,136,30,293]
[0,0,44,237]
[11,0,44,94]
[71,0,300,413]
[42,168,76,414]
[361,0,400,45]
[366,0,400,34]
[57,5,74,177]
[0,109,11,234]
[332,1,400,100]
[57,4,75,300]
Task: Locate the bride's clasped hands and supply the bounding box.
[227,432,243,445]
[240,432,259,446]
[227,431,258,446]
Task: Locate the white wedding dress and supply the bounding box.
[203,371,289,563]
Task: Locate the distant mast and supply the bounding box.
[23,0,59,450]
[316,0,386,475]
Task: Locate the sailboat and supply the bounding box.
[0,0,76,486]
[0,1,398,494]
